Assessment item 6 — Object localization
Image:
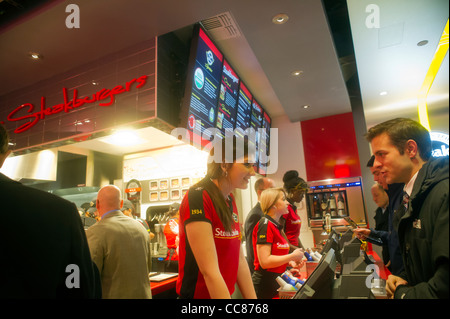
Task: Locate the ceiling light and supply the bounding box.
[302,105,310,109]
[101,129,147,147]
[91,80,99,86]
[379,91,388,96]
[417,40,429,46]
[272,13,289,25]
[28,52,43,60]
[291,70,303,77]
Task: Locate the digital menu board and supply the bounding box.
[249,99,263,165]
[215,59,239,139]
[182,25,271,174]
[185,27,224,147]
[235,81,252,139]
[258,111,271,175]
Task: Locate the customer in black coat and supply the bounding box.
[0,124,101,298]
[366,118,448,299]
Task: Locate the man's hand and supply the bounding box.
[386,274,408,298]
[352,228,371,240]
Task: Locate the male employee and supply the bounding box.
[366,118,448,299]
[0,124,101,298]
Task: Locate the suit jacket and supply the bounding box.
[244,202,263,274]
[86,210,152,299]
[0,173,101,298]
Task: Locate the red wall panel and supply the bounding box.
[301,112,361,181]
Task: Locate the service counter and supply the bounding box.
[150,274,178,299]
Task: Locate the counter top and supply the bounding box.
[150,274,178,296]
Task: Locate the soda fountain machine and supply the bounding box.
[306,177,368,245]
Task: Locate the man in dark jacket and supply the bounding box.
[0,124,101,298]
[244,177,274,274]
[366,118,449,299]
[354,156,405,275]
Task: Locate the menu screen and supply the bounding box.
[186,27,224,146]
[215,60,239,139]
[249,99,263,165]
[258,111,271,175]
[235,81,252,139]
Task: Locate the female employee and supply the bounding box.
[282,170,308,249]
[176,139,257,299]
[252,188,304,299]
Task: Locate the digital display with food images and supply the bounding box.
[171,189,181,200]
[171,178,180,188]
[150,192,158,202]
[150,181,158,190]
[159,191,169,201]
[159,179,168,190]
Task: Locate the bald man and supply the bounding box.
[244,177,275,274]
[86,185,152,299]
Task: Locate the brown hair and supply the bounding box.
[195,137,252,232]
[365,118,432,161]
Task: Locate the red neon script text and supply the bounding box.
[6,75,148,134]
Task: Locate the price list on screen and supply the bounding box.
[235,82,252,139]
[215,60,239,139]
[186,28,223,145]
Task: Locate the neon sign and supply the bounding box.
[431,131,449,157]
[3,75,148,134]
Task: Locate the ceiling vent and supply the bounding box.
[200,11,242,40]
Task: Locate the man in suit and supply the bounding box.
[244,177,275,274]
[0,124,101,298]
[86,185,152,299]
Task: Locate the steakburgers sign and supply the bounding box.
[1,75,148,134]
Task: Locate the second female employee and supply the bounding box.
[252,188,304,299]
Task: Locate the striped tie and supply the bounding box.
[402,191,410,210]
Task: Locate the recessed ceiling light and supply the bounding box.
[417,40,429,46]
[272,13,289,25]
[380,91,388,96]
[28,52,43,60]
[91,80,99,86]
[291,70,303,77]
[302,105,310,109]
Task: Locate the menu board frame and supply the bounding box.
[182,24,224,148]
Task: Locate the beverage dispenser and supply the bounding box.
[306,177,368,245]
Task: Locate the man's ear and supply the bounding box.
[405,139,419,159]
